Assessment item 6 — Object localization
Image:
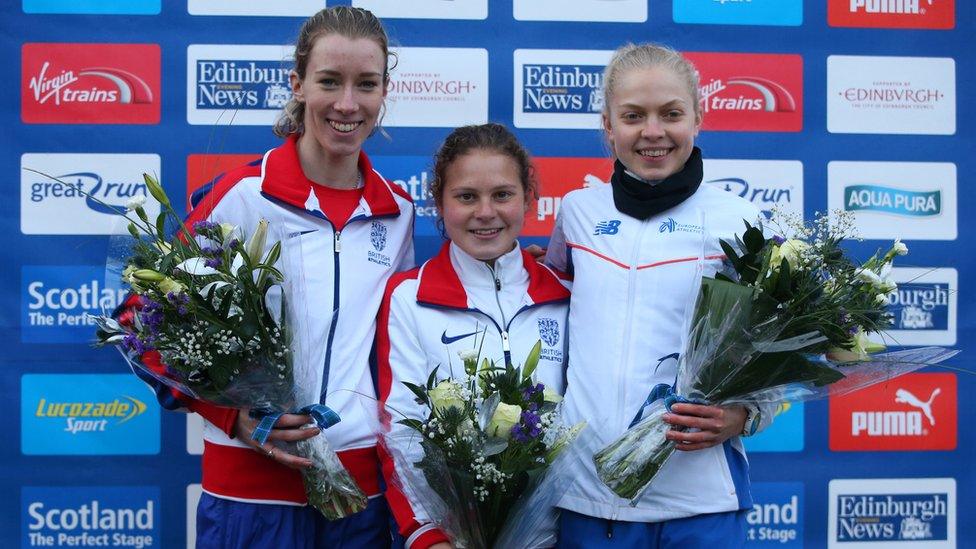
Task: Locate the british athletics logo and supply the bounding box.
[829,372,956,451]
[22,43,160,124]
[684,52,802,132]
[828,0,954,29]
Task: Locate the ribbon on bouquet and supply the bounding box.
[629,383,696,428]
[249,404,341,445]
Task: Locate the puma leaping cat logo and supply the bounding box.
[894,388,941,426]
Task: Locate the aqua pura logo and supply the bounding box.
[22,486,160,548]
[844,184,940,216]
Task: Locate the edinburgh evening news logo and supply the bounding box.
[22,266,128,344]
[22,486,159,548]
[21,374,160,455]
[188,0,322,16]
[22,43,160,124]
[877,267,956,346]
[746,482,802,547]
[674,0,801,26]
[353,0,487,19]
[828,0,954,29]
[21,153,161,235]
[187,44,294,125]
[385,47,488,128]
[685,52,803,132]
[827,161,956,240]
[371,156,439,237]
[23,0,159,14]
[827,56,955,135]
[829,373,957,451]
[514,49,613,129]
[828,478,955,547]
[703,159,804,220]
[514,0,646,22]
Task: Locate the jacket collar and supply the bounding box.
[261,134,401,220]
[416,241,570,309]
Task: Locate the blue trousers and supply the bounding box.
[196,493,399,549]
[557,509,746,549]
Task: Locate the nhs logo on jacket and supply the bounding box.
[873,267,956,346]
[21,374,160,455]
[674,0,802,26]
[21,153,161,235]
[828,478,955,547]
[371,156,439,237]
[746,482,803,547]
[22,266,128,344]
[22,486,160,548]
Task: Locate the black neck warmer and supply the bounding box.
[610,147,703,220]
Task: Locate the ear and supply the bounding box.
[289,70,304,102]
[601,112,614,146]
[693,109,703,137]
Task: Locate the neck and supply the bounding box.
[296,133,361,189]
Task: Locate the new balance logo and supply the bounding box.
[593,220,621,235]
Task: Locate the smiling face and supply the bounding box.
[290,33,387,163]
[439,150,530,264]
[603,65,702,182]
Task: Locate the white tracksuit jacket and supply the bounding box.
[180,135,414,503]
[546,181,775,522]
[376,241,571,548]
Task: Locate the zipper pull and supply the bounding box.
[334,230,341,253]
[494,277,501,291]
[501,331,510,353]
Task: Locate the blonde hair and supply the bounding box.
[602,43,701,117]
[273,6,394,137]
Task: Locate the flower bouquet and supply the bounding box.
[593,209,958,502]
[92,174,367,519]
[383,340,586,549]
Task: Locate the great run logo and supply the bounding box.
[22,486,160,548]
[514,49,613,129]
[21,153,161,235]
[22,43,160,124]
[187,44,294,125]
[683,52,803,132]
[828,478,955,547]
[21,374,160,455]
[703,159,804,220]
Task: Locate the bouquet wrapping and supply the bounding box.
[93,175,367,519]
[594,212,958,503]
[382,342,587,548]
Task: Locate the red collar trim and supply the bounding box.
[416,242,570,309]
[261,135,400,219]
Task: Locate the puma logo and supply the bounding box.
[895,388,941,426]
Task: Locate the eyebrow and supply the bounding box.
[312,69,384,78]
[617,98,689,110]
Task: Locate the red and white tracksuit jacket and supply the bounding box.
[546,182,776,522]
[376,242,570,548]
[158,135,414,505]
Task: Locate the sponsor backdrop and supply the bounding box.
[2,1,972,547]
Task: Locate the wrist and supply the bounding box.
[741,403,761,437]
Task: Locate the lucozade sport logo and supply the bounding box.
[828,0,954,29]
[22,43,160,124]
[829,373,956,451]
[684,52,803,132]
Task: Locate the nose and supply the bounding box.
[474,198,495,219]
[640,117,665,139]
[334,85,358,114]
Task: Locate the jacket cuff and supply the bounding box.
[187,400,239,437]
[406,524,449,549]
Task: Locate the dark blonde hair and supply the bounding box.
[602,43,701,118]
[273,6,394,137]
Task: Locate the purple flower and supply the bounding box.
[193,220,217,233]
[138,298,164,335]
[228,239,240,250]
[122,333,153,354]
[205,257,223,269]
[772,235,786,245]
[510,410,544,444]
[201,246,221,256]
[522,382,544,402]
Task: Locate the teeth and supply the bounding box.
[329,121,359,133]
[639,149,669,157]
[472,229,501,235]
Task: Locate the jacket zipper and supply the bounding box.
[319,227,341,403]
[486,263,512,366]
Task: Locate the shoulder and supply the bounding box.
[382,267,421,305]
[560,184,612,216]
[696,184,760,220]
[186,157,265,225]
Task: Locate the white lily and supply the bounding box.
[176,257,220,276]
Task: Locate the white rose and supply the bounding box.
[893,239,908,256]
[487,402,522,439]
[125,195,147,211]
[428,380,465,413]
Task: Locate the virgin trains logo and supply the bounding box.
[828,0,954,28]
[22,43,160,124]
[683,52,802,132]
